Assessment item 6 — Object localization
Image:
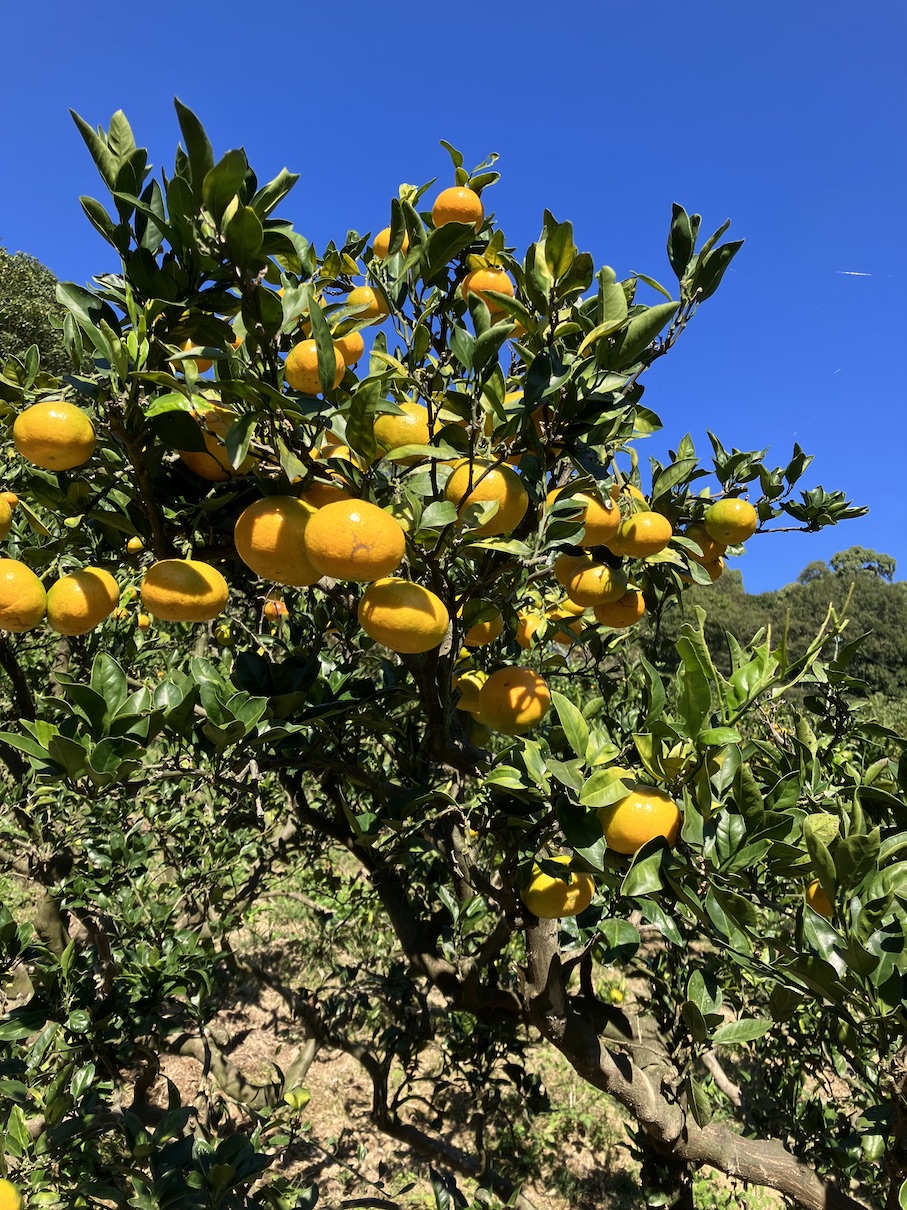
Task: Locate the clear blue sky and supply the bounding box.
[2,0,904,593]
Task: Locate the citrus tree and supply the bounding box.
[0,104,902,1210]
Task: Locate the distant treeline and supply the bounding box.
[657,546,907,701]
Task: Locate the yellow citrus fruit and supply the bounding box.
[285,339,345,394]
[521,855,594,919]
[704,498,758,545]
[263,597,288,621]
[598,784,681,855]
[303,499,406,582]
[374,403,431,462]
[454,668,487,713]
[432,186,484,231]
[126,536,144,554]
[178,427,255,482]
[0,497,11,540]
[373,227,410,259]
[460,268,514,317]
[13,400,96,471]
[46,567,119,636]
[701,558,725,582]
[137,612,151,631]
[141,559,229,623]
[684,522,726,565]
[557,596,586,616]
[358,577,450,653]
[234,496,321,587]
[806,879,834,918]
[615,511,673,558]
[552,552,588,588]
[478,666,551,734]
[561,558,628,608]
[334,329,365,367]
[0,1178,23,1210]
[593,589,646,629]
[300,482,352,508]
[445,459,529,537]
[515,611,541,648]
[609,482,647,505]
[347,285,389,323]
[1,492,18,508]
[545,607,586,644]
[178,337,213,373]
[546,488,620,547]
[461,606,503,647]
[0,558,46,632]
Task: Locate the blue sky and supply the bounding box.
[2,0,904,593]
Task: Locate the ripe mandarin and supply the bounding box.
[615,512,672,558]
[598,784,681,855]
[285,339,345,394]
[303,499,406,582]
[704,498,758,545]
[0,558,46,632]
[13,400,96,471]
[234,496,321,587]
[521,856,594,919]
[546,488,621,547]
[358,577,449,654]
[431,187,484,231]
[593,589,646,629]
[46,567,119,636]
[478,667,551,734]
[445,459,529,537]
[141,559,229,623]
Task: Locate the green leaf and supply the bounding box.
[620,842,670,896]
[579,767,634,809]
[611,301,678,368]
[224,205,264,263]
[90,654,129,714]
[835,829,880,889]
[711,1018,772,1046]
[697,728,741,747]
[595,919,640,965]
[551,692,589,765]
[149,409,206,452]
[640,656,666,729]
[225,413,257,469]
[345,379,380,464]
[306,295,339,396]
[249,168,300,218]
[203,148,249,224]
[174,98,214,201]
[543,215,577,282]
[668,203,694,280]
[633,272,674,301]
[70,110,118,189]
[79,196,129,254]
[686,1075,713,1127]
[695,240,745,302]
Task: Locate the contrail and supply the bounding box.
[835,270,872,276]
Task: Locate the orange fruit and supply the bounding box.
[13,400,96,471]
[234,496,321,587]
[0,497,11,540]
[593,590,646,629]
[454,668,488,714]
[358,577,449,654]
[303,499,406,582]
[178,424,255,482]
[806,879,834,918]
[609,482,647,505]
[141,559,229,623]
[300,482,352,508]
[478,667,551,734]
[46,567,119,636]
[1,492,18,508]
[334,329,365,367]
[373,227,410,259]
[460,268,514,317]
[461,606,504,647]
[126,536,144,554]
[545,607,586,644]
[347,285,389,324]
[374,403,431,462]
[521,856,594,919]
[177,338,213,374]
[560,557,628,608]
[546,488,620,547]
[444,459,529,537]
[0,1178,23,1210]
[704,498,758,545]
[684,522,726,565]
[0,558,46,632]
[515,611,541,649]
[598,784,681,855]
[552,552,589,588]
[432,187,484,231]
[285,339,345,394]
[615,512,672,558]
[137,612,151,631]
[263,597,288,621]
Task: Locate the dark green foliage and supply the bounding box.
[658,547,907,700]
[0,246,71,375]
